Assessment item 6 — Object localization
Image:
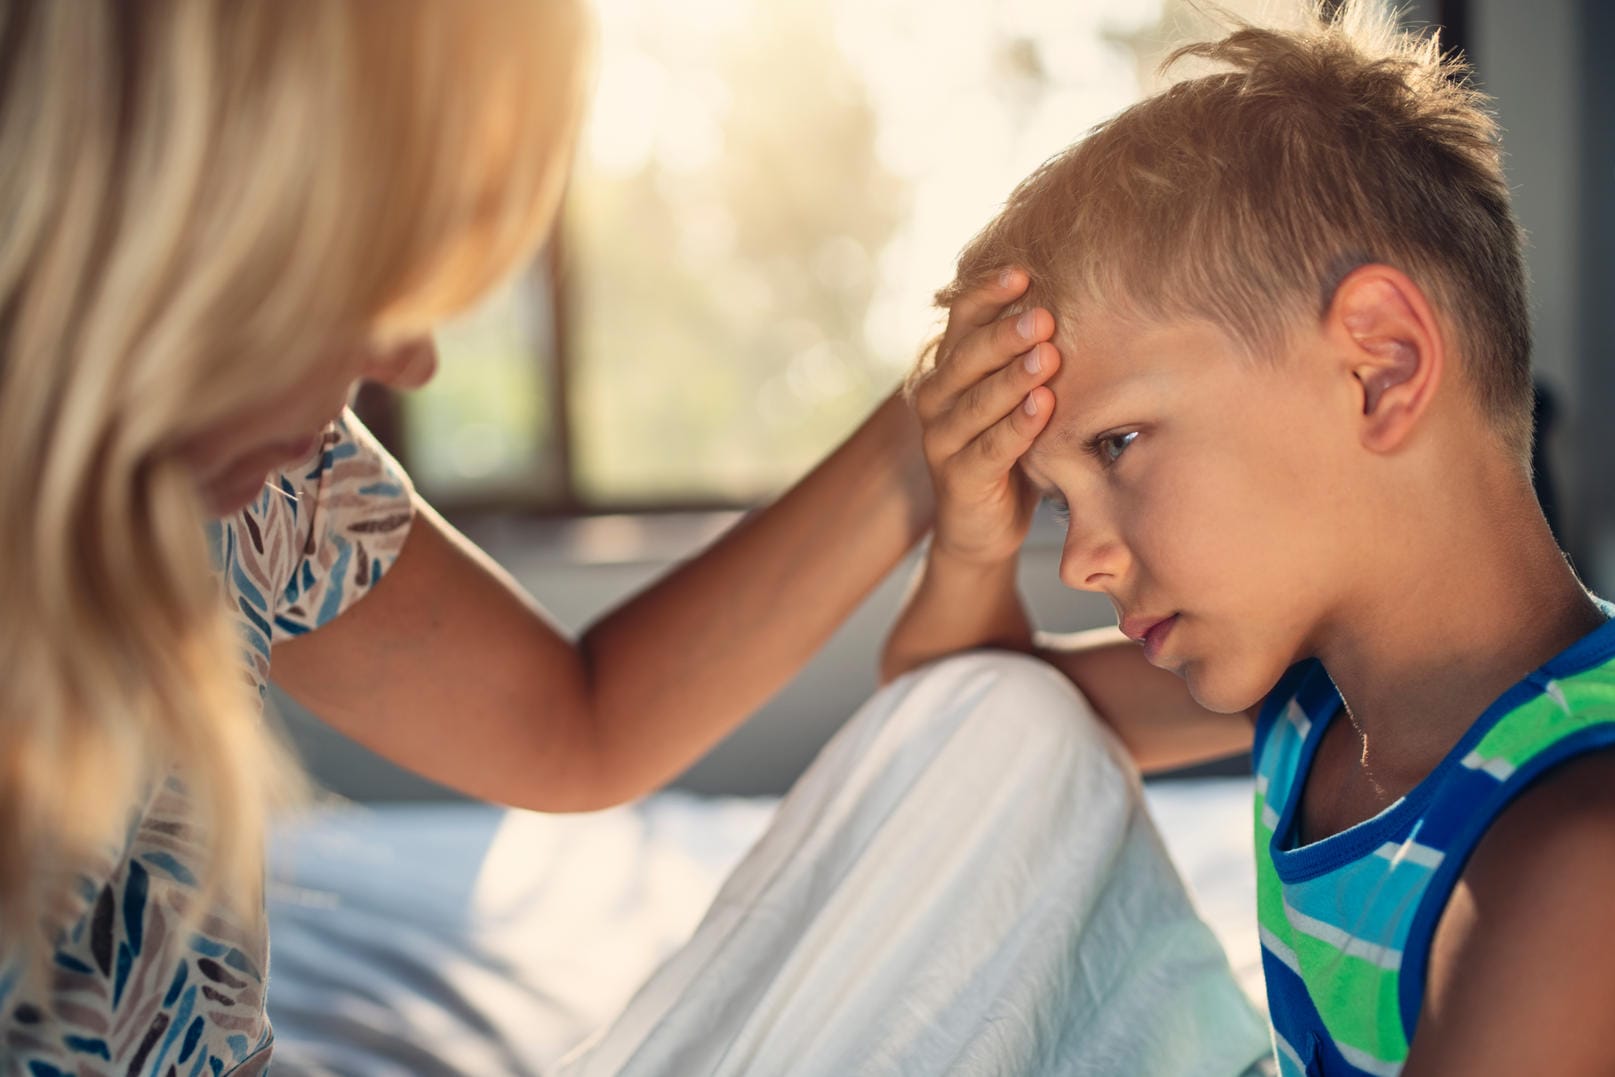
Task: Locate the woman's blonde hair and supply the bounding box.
[0,0,589,971]
[938,1,1533,460]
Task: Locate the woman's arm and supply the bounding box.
[270,278,1036,811]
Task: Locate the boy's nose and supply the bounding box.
[1058,522,1130,593]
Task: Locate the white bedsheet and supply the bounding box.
[266,780,1259,1075]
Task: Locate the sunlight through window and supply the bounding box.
[409,0,1273,510]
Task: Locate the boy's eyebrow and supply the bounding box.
[1021,416,1095,484]
[1022,365,1160,478]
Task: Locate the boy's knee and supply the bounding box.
[882,648,1129,773]
[897,648,1091,717]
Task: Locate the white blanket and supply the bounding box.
[269,654,1268,1075]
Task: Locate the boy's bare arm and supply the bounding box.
[880,546,1035,679]
[883,555,1250,772]
[1405,751,1615,1074]
[1034,628,1252,772]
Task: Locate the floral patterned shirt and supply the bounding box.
[2,410,414,1076]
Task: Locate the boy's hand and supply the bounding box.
[908,269,1059,567]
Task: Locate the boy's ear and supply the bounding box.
[1324,264,1444,453]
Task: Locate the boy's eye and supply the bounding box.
[1042,494,1071,526]
[1097,431,1138,465]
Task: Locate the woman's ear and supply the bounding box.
[1325,264,1445,453]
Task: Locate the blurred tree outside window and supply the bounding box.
[397,0,1277,513]
[402,266,564,504]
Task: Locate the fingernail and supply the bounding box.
[1022,347,1041,375]
[999,268,1016,289]
[1017,311,1035,339]
[1022,393,1039,417]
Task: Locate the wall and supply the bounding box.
[1574,3,1615,594]
[1465,0,1611,589]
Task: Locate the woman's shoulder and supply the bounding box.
[273,409,415,635]
[213,410,417,692]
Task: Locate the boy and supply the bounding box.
[885,4,1615,1075]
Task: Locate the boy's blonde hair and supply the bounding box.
[0,0,588,975]
[941,1,1533,459]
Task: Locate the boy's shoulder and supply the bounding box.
[1411,746,1615,1073]
[1467,743,1615,861]
[1461,737,1615,903]
[1336,628,1615,1070]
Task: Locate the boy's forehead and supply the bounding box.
[1021,314,1243,479]
[1043,309,1252,399]
[1039,313,1166,415]
[1020,354,1137,482]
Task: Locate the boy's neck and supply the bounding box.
[1316,463,1604,794]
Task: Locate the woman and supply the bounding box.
[1,2,1264,1074]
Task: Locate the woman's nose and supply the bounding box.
[362,336,439,390]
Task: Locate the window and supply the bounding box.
[401,263,565,507]
[386,0,1282,515]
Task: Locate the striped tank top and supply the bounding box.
[1251,610,1615,1076]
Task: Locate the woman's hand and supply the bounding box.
[907,269,1060,567]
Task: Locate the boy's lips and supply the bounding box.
[1121,613,1180,663]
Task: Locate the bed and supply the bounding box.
[264,777,1263,1075]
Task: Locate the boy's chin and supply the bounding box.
[1183,661,1278,716]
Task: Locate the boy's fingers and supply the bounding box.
[942,267,1029,340]
[953,385,1054,482]
[926,341,1059,459]
[953,340,1059,437]
[932,306,1054,404]
[908,365,949,424]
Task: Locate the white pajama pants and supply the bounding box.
[558,652,1272,1076]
